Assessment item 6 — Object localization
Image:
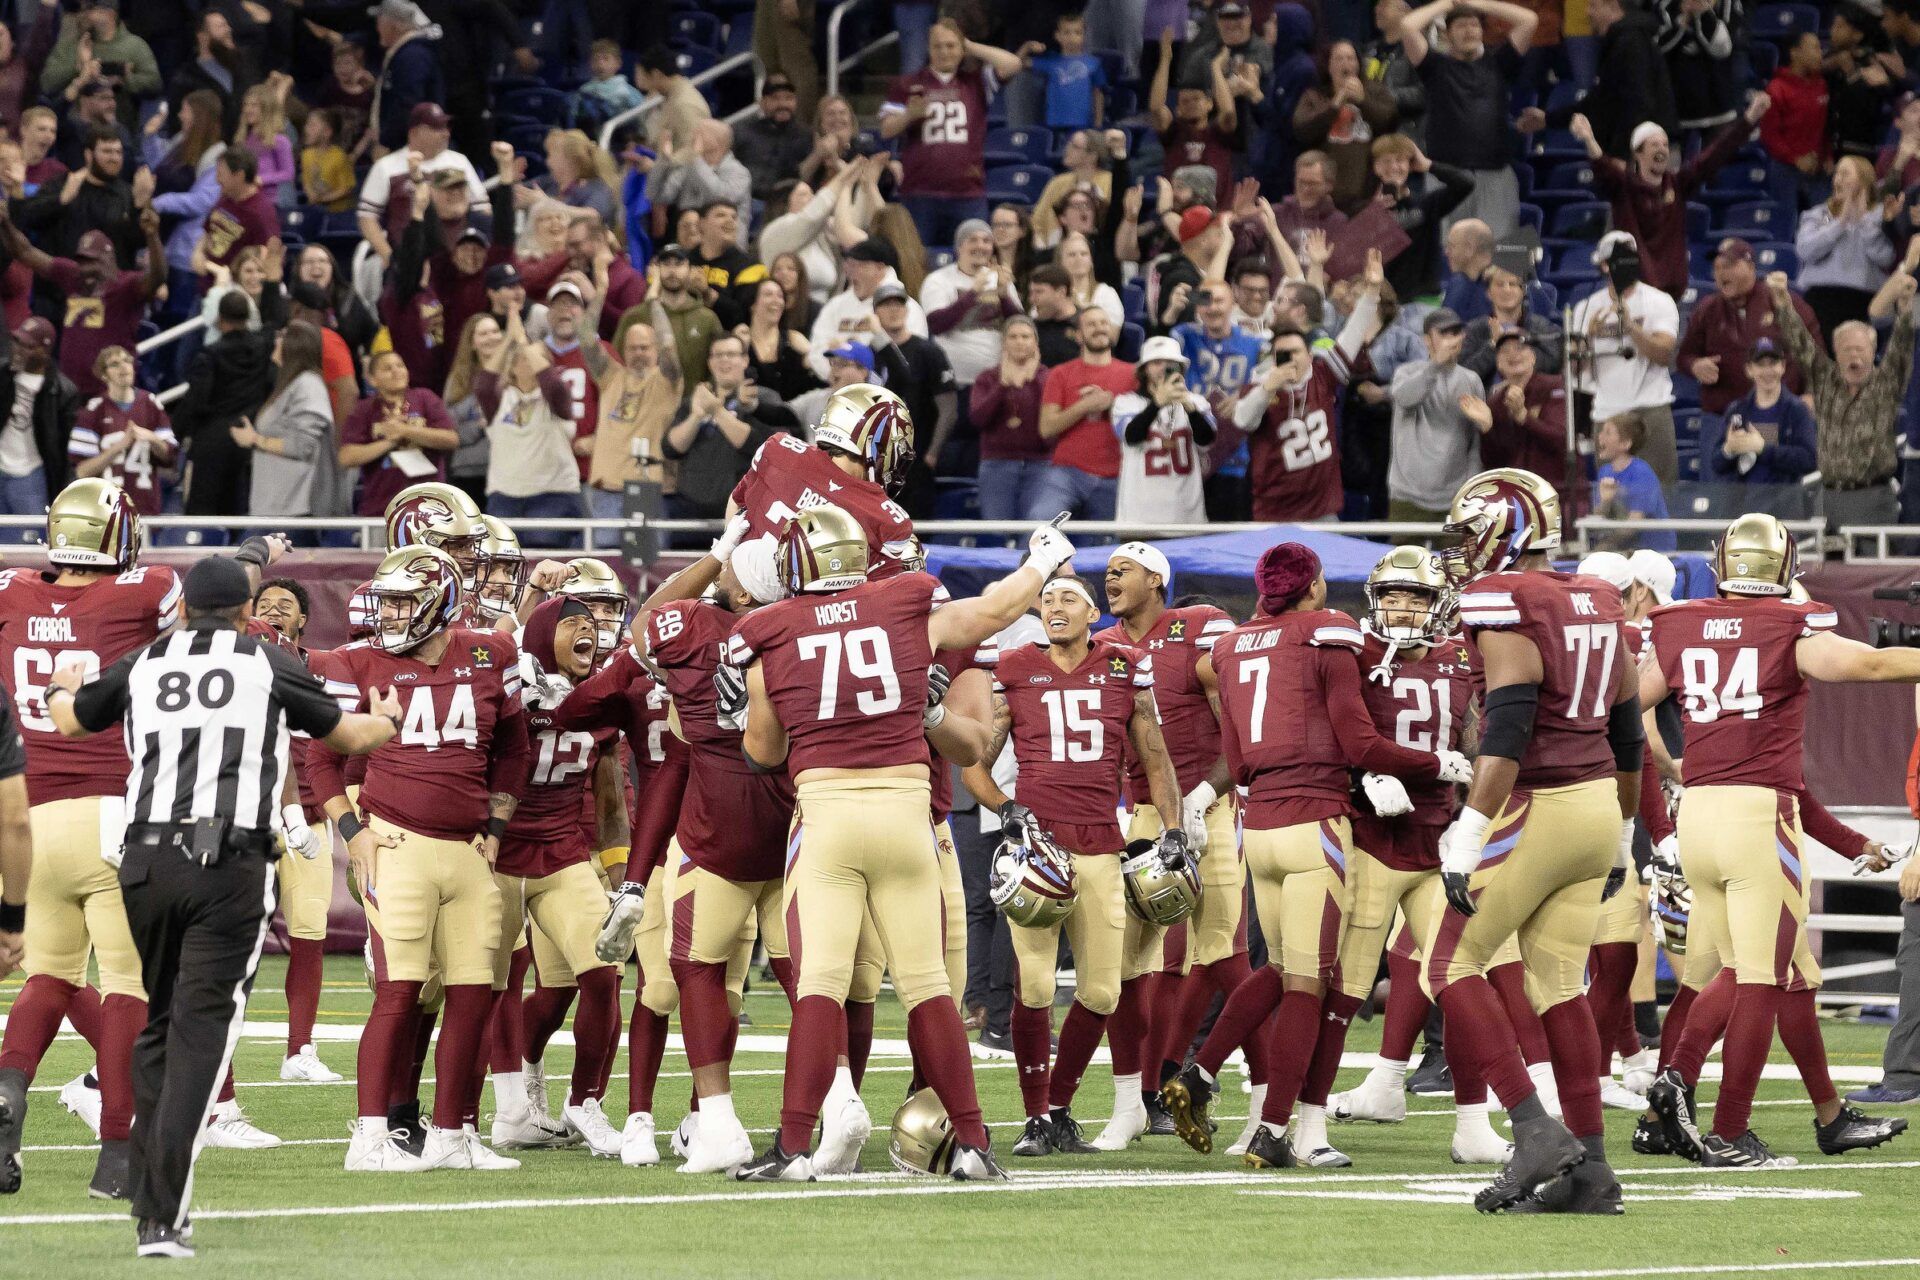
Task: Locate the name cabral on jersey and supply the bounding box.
[26,613,76,644]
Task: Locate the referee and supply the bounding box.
[45,558,402,1260]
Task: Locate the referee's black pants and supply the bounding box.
[117,835,276,1229]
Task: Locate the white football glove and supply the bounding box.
[282,804,320,860]
[1435,748,1474,786]
[1180,782,1217,851]
[1438,807,1491,916]
[1650,832,1680,879]
[1602,818,1634,901]
[1023,519,1075,580]
[709,511,751,564]
[1361,772,1413,818]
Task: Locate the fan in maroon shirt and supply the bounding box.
[199,144,280,279]
[2,217,163,399]
[340,353,461,516]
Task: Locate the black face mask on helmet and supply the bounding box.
[1605,242,1642,294]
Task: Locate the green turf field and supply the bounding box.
[2,957,1917,1279]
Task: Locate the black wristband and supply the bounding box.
[0,901,21,932]
[234,536,274,568]
[337,812,364,842]
[487,815,509,839]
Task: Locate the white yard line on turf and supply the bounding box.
[1334,1261,1920,1280]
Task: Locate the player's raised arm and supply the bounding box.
[1797,630,1920,682]
[928,521,1076,652]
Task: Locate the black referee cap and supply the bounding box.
[185,558,254,610]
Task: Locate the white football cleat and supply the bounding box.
[1330,1069,1407,1124]
[621,1111,660,1167]
[669,1113,696,1158]
[813,1075,871,1175]
[58,1074,102,1138]
[279,1045,343,1083]
[1600,1077,1647,1110]
[1621,1047,1658,1097]
[523,1059,552,1122]
[677,1112,754,1174]
[1289,1135,1353,1168]
[1450,1123,1515,1165]
[1090,1094,1148,1151]
[203,1100,281,1149]
[595,887,646,963]
[563,1098,623,1159]
[1227,1083,1269,1155]
[491,1103,569,1150]
[423,1124,520,1170]
[344,1118,430,1172]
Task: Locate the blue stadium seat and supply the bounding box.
[1548,200,1609,240]
[1750,3,1820,41]
[1750,39,1780,78]
[928,248,955,270]
[1689,244,1714,280]
[502,119,550,153]
[1092,48,1128,91]
[1678,448,1703,482]
[722,18,755,57]
[984,163,1053,205]
[1515,202,1543,232]
[1117,321,1144,363]
[1671,373,1700,410]
[1673,408,1702,447]
[1122,277,1147,323]
[670,12,723,50]
[1528,129,1587,161]
[316,212,362,254]
[1544,80,1581,115]
[1712,199,1794,240]
[1554,243,1600,276]
[1702,163,1772,198]
[1685,202,1711,242]
[1751,241,1798,277]
[1510,162,1533,196]
[1543,160,1596,191]
[984,126,1051,166]
[932,478,980,525]
[499,86,569,123]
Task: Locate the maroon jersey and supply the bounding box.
[643,599,793,881]
[1648,596,1836,792]
[555,644,687,875]
[43,261,147,398]
[727,572,944,777]
[1246,351,1350,522]
[1160,120,1235,208]
[884,63,990,198]
[497,604,614,877]
[1097,604,1233,803]
[992,637,1152,853]
[201,188,280,276]
[544,338,609,479]
[0,565,180,805]
[729,435,916,580]
[1352,630,1480,870]
[341,389,456,517]
[309,629,530,840]
[68,392,176,516]
[1212,608,1439,829]
[1458,571,1628,789]
[928,636,997,823]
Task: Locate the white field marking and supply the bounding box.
[1333,1260,1920,1280]
[1239,1182,1861,1206]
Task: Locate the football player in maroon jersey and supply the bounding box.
[0,479,180,1199]
[1163,542,1469,1170]
[1429,467,1645,1214]
[1086,541,1239,1151]
[1637,514,1914,1169]
[728,505,1077,1181]
[310,546,531,1174]
[968,574,1185,1158]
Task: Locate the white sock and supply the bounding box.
[1112,1072,1141,1110]
[1196,1064,1218,1088]
[1528,1061,1555,1089]
[1245,1083,1268,1125]
[1294,1103,1328,1152]
[832,1065,855,1093]
[1259,1120,1287,1139]
[355,1115,388,1141]
[492,1070,528,1113]
[702,1093,737,1128]
[1455,1101,1496,1135]
[1597,1074,1615,1091]
[1375,1057,1409,1086]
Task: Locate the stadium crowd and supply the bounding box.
[0,0,1916,542]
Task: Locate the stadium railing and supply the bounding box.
[825,0,900,100]
[599,49,760,152]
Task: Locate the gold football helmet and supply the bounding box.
[1439,468,1562,586]
[473,516,527,619]
[1120,838,1202,926]
[557,557,630,654]
[779,505,869,594]
[888,1089,959,1176]
[899,533,927,574]
[384,482,485,582]
[813,382,915,495]
[367,545,463,654]
[1712,512,1796,597]
[989,824,1076,928]
[1364,545,1455,644]
[46,478,142,570]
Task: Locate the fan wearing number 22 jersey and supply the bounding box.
[1231,299,1374,524]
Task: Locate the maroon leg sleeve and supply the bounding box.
[845,999,875,1090]
[1713,983,1782,1140]
[906,999,989,1147]
[1299,991,1363,1108]
[283,938,324,1056]
[1255,989,1326,1128]
[566,968,620,1106]
[1540,996,1605,1140]
[768,955,798,1007]
[0,975,76,1078]
[487,949,531,1074]
[1380,948,1430,1062]
[357,980,424,1118]
[1776,986,1837,1108]
[66,984,103,1053]
[1107,976,1150,1078]
[1585,942,1639,1065]
[779,994,842,1152]
[432,985,492,1131]
[628,1005,668,1116]
[1672,968,1737,1086]
[520,985,575,1064]
[96,993,145,1142]
[670,958,736,1075]
[1156,969,1215,1079]
[399,1006,435,1108]
[1489,961,1552,1067]
[1046,1001,1109,1110]
[1011,1002,1053,1118]
[1195,965,1284,1078]
[1656,982,1699,1073]
[1436,977,1535,1109]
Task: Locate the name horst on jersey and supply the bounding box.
[814,600,861,626]
[27,616,76,644]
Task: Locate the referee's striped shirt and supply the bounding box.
[70,619,344,832]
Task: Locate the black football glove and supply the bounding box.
[925,663,951,709]
[1156,826,1192,870]
[999,800,1036,840]
[1601,865,1628,902]
[1441,869,1477,917]
[713,663,747,728]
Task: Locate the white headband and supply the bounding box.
[1042,577,1100,611]
[1109,541,1172,596]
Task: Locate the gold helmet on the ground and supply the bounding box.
[814,382,915,495]
[384,482,485,582]
[1120,838,1202,926]
[46,478,141,570]
[557,557,630,654]
[1712,513,1797,597]
[888,1089,960,1175]
[473,516,527,617]
[1439,468,1562,586]
[366,545,463,654]
[1364,545,1454,644]
[779,504,869,594]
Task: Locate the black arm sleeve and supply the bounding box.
[0,695,24,779]
[265,645,346,740]
[1478,682,1539,761]
[1608,695,1645,772]
[71,650,138,734]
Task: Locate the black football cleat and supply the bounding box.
[89,1138,130,1201]
[950,1144,1010,1181]
[1507,1159,1625,1215]
[1012,1116,1055,1158]
[1700,1130,1797,1169]
[1143,1091,1178,1137]
[1474,1115,1585,1214]
[732,1140,817,1182]
[1162,1064,1217,1154]
[1047,1108,1098,1154]
[1407,1046,1453,1097]
[1241,1126,1298,1170]
[135,1218,195,1259]
[1631,1115,1673,1157]
[1815,1106,1908,1156]
[1645,1068,1704,1163]
[0,1066,24,1195]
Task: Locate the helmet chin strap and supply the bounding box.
[1368,635,1401,684]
